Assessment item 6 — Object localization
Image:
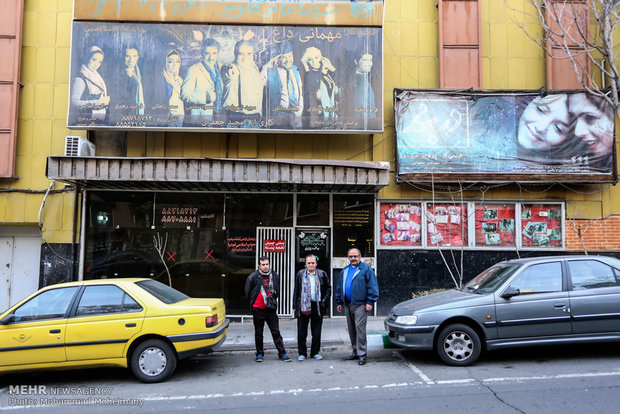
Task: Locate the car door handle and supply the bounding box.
[553,303,566,308]
[49,329,61,334]
[125,323,137,328]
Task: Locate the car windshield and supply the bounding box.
[463,263,521,294]
[135,279,189,304]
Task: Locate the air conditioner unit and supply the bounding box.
[65,136,95,157]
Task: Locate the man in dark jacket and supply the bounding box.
[335,248,379,366]
[292,254,331,361]
[244,256,291,362]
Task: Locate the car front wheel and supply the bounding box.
[130,339,177,383]
[436,324,481,366]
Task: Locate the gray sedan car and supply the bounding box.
[384,255,620,366]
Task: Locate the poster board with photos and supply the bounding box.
[520,204,563,248]
[474,205,516,247]
[379,203,422,246]
[425,203,467,247]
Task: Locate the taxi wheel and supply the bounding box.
[436,324,481,366]
[130,339,177,383]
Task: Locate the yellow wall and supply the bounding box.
[2,0,619,248]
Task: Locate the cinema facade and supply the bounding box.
[2,1,619,316]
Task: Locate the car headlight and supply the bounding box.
[395,315,418,325]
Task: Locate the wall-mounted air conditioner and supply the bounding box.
[65,136,95,157]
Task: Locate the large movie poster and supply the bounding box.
[395,91,615,179]
[68,22,382,132]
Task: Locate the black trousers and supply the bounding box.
[297,301,323,357]
[252,307,286,357]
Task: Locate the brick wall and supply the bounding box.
[565,216,620,252]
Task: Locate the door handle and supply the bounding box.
[125,323,136,328]
[553,303,566,308]
[49,329,61,334]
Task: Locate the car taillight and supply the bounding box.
[205,314,218,328]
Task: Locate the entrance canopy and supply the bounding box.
[46,157,390,193]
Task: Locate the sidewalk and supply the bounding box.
[219,316,389,353]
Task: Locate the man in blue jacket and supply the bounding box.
[335,248,379,365]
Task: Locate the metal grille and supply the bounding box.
[256,227,295,316]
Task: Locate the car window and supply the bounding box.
[568,260,619,290]
[76,285,143,316]
[13,287,79,323]
[135,279,189,304]
[464,264,521,293]
[509,262,563,294]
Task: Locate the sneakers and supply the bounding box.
[280,354,291,362]
[256,354,264,362]
[298,355,306,361]
[312,354,323,360]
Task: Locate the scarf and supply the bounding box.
[301,270,321,315]
[162,69,184,115]
[133,65,144,115]
[79,64,107,119]
[258,269,274,305]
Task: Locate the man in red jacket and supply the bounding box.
[245,256,291,362]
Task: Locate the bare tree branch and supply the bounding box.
[509,0,620,117]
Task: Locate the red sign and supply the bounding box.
[264,240,286,253]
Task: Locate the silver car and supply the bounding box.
[384,255,620,366]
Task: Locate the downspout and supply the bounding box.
[71,185,80,281]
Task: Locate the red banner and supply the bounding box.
[264,239,286,253]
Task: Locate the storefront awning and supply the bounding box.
[46,157,390,193]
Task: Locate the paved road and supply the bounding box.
[2,343,620,413]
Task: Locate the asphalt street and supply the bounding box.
[2,341,620,413]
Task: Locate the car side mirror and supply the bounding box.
[0,314,14,325]
[501,287,520,299]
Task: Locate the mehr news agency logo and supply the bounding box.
[5,385,144,408]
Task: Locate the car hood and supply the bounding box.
[390,289,485,315]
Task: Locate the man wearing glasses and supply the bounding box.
[335,248,379,365]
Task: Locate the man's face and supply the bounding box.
[202,46,219,68]
[259,259,270,273]
[236,44,254,68]
[124,48,139,68]
[347,249,361,266]
[358,54,373,73]
[279,52,294,70]
[305,256,317,273]
[307,49,322,70]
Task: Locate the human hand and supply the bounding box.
[365,304,373,311]
[226,65,239,79]
[337,305,342,313]
[99,95,110,105]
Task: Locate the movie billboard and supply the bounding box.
[395,91,615,181]
[67,22,383,132]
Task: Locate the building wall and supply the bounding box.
[1,0,619,300]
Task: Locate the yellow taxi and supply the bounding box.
[0,278,229,382]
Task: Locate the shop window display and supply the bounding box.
[521,204,563,248]
[425,203,468,247]
[474,204,516,247]
[379,203,422,246]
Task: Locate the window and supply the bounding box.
[76,285,142,316]
[568,260,619,290]
[510,262,563,294]
[13,287,79,322]
[426,203,467,247]
[136,279,189,304]
[379,203,422,246]
[474,204,515,247]
[521,204,563,248]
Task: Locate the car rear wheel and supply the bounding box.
[436,324,481,366]
[130,339,177,383]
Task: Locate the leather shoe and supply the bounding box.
[345,353,359,360]
[358,357,367,365]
